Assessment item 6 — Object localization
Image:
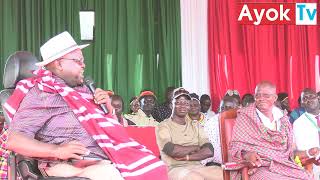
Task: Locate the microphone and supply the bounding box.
[84,76,109,114]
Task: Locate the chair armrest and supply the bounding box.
[301,157,316,173]
[15,154,90,180]
[241,167,249,180]
[222,162,249,171]
[222,162,250,180]
[8,151,16,180]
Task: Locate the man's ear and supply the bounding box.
[273,95,278,103]
[46,60,63,72]
[53,60,63,71]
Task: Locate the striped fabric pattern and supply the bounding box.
[2,69,168,180]
[229,104,311,180]
[0,124,9,179]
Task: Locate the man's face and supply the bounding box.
[174,96,190,117]
[111,99,123,115]
[302,91,320,113]
[141,96,156,112]
[222,100,237,112]
[201,99,211,113]
[255,86,277,112]
[59,49,85,87]
[189,99,201,115]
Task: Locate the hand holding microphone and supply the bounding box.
[84,77,112,114]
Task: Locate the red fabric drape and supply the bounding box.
[208,0,320,111]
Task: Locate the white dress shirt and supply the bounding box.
[293,112,320,179]
[256,106,283,131]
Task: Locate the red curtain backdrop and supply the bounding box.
[208,0,320,111]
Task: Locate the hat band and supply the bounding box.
[45,44,78,61]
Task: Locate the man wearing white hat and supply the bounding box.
[5,32,168,180]
[5,31,123,179]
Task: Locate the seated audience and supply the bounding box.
[229,81,311,179]
[5,32,167,180]
[293,88,320,178]
[290,93,306,124]
[124,90,159,126]
[110,94,135,126]
[241,93,255,107]
[204,95,240,165]
[200,94,216,119]
[156,88,223,180]
[152,86,175,122]
[187,93,206,124]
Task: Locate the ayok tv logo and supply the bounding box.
[237,3,320,25]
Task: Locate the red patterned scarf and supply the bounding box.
[229,104,311,179]
[3,69,168,180]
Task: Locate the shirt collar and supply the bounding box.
[256,106,283,131]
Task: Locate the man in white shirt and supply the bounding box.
[200,94,216,119]
[293,88,320,179]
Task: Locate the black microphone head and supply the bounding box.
[84,76,94,86]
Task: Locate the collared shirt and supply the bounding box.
[8,76,108,164]
[256,106,283,131]
[293,112,320,151]
[124,109,159,126]
[293,112,320,179]
[186,113,206,125]
[156,118,209,170]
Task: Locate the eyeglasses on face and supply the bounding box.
[302,94,318,101]
[254,93,275,99]
[60,57,84,65]
[175,100,190,106]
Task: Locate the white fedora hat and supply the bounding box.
[36,31,89,66]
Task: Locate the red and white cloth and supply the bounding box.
[229,104,311,180]
[3,69,168,180]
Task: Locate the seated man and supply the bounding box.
[5,32,167,180]
[229,81,311,179]
[124,90,159,126]
[156,88,223,180]
[187,93,206,124]
[200,94,216,119]
[293,88,320,178]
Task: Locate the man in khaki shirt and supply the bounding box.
[156,88,223,180]
[124,90,159,126]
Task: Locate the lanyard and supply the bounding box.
[305,113,320,132]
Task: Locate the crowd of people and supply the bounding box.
[1,31,320,180]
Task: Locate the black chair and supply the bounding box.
[0,51,89,180]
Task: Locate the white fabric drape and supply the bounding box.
[180,0,209,96]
